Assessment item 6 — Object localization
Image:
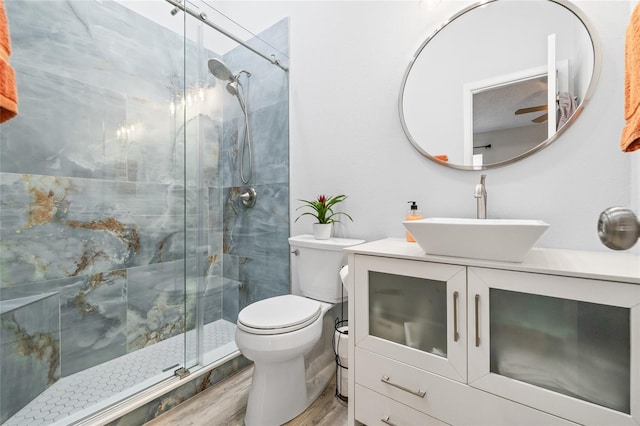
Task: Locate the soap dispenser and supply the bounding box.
[406,201,423,242]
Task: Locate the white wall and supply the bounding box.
[132,0,638,253]
[284,0,634,252]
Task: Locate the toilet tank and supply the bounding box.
[289,235,364,303]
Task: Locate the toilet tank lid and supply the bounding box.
[289,235,365,251]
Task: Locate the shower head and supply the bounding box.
[208,58,235,82]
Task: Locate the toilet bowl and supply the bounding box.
[235,235,364,426]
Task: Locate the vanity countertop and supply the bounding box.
[345,238,640,285]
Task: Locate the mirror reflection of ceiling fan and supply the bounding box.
[515,104,548,123]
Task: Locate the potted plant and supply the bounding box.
[295,194,353,239]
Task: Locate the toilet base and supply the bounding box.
[245,356,307,426]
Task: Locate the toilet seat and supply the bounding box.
[237,294,321,335]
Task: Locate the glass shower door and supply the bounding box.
[0,0,194,423]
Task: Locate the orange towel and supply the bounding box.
[621,4,640,152]
[0,0,17,123]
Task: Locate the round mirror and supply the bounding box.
[399,0,601,170]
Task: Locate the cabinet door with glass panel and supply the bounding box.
[468,267,640,426]
[354,255,467,382]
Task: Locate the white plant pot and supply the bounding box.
[313,223,332,240]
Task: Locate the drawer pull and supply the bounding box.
[453,291,460,342]
[380,375,426,398]
[381,415,398,426]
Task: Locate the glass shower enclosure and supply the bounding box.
[0,0,290,424]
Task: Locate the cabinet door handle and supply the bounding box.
[475,294,480,347]
[380,375,426,398]
[453,291,460,342]
[381,415,398,426]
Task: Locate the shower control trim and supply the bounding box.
[240,187,257,208]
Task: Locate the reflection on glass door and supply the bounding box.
[354,256,467,382]
[369,272,448,357]
[489,289,630,413]
[468,266,639,426]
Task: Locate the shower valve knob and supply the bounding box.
[239,187,257,208]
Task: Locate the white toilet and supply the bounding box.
[235,234,364,426]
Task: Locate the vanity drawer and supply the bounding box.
[354,348,577,426]
[355,384,447,426]
[355,347,455,418]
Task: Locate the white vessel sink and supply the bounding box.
[403,218,550,262]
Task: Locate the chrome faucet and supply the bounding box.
[474,174,487,219]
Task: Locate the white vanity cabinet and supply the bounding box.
[346,239,640,426]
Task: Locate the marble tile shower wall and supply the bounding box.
[0,0,226,422]
[220,19,290,321]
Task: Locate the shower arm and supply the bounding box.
[165,0,289,72]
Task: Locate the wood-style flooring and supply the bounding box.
[146,366,348,426]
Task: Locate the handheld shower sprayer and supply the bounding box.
[207,58,253,185]
[225,71,251,106]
